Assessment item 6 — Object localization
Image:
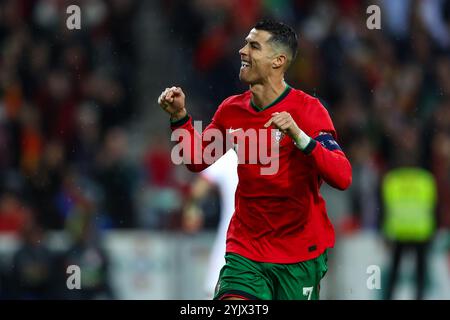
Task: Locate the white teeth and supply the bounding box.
[241,62,250,68]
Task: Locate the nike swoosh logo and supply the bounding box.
[228,128,242,134]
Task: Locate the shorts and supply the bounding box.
[213,250,328,300]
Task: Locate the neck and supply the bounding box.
[250,77,287,109]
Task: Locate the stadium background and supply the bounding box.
[0,0,449,299]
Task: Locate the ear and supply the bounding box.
[272,54,287,69]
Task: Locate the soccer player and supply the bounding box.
[158,19,352,300]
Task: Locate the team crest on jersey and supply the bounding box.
[273,129,285,143]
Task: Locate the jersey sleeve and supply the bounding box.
[304,98,337,139]
[169,99,231,172]
[300,98,352,190]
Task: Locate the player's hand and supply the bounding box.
[157,86,187,121]
[264,112,301,139]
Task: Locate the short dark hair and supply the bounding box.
[254,19,298,64]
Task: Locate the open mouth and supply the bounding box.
[241,61,251,69]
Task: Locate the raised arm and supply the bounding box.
[158,86,228,172]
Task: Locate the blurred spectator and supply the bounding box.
[72,103,101,176]
[137,133,186,229]
[56,167,109,228]
[26,140,66,229]
[430,100,450,229]
[95,127,137,228]
[61,201,114,299]
[347,134,380,230]
[381,161,437,300]
[8,218,56,299]
[0,191,31,234]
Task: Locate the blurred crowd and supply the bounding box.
[0,0,449,299]
[0,0,140,234]
[0,0,139,299]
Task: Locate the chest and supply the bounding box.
[220,104,298,160]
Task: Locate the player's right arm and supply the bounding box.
[157,86,228,172]
[157,86,188,122]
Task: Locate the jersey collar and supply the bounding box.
[250,83,292,112]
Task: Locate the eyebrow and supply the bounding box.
[245,38,262,49]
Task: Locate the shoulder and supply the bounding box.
[290,88,328,114]
[220,90,251,107]
[289,88,336,137]
[214,90,251,118]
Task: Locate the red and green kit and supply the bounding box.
[170,85,352,298]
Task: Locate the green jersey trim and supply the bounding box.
[250,84,291,112]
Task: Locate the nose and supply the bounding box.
[239,44,248,57]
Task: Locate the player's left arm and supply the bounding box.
[301,132,352,190]
[264,111,352,190]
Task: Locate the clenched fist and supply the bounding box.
[157,86,187,121]
[264,111,301,138]
[264,111,311,150]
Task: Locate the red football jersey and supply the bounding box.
[171,86,352,263]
